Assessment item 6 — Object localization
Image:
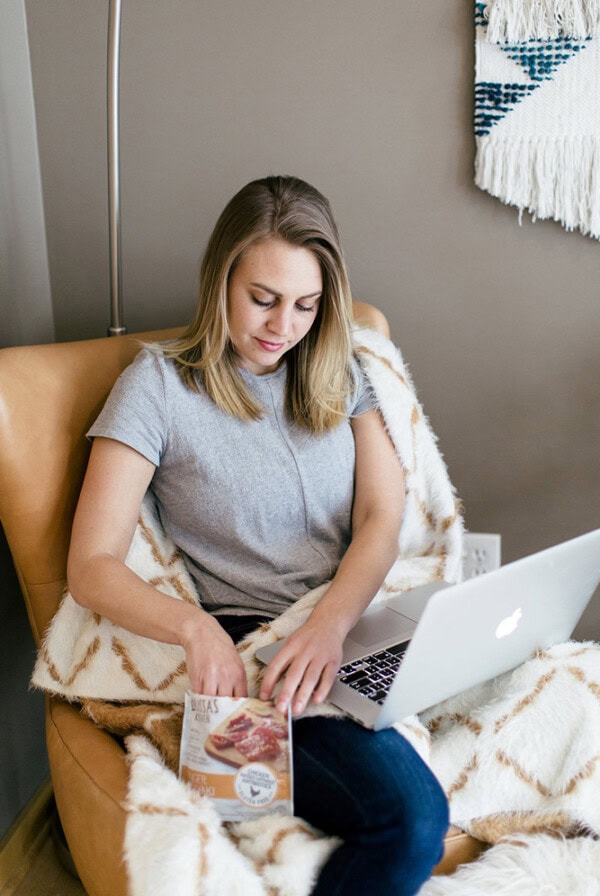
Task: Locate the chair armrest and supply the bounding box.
[46,698,129,896]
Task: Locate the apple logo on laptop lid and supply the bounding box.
[495,607,523,639]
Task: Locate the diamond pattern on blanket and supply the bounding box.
[111,637,187,693]
[39,636,101,688]
[424,643,600,844]
[30,494,198,702]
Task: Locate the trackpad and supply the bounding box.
[349,608,415,648]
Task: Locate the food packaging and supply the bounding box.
[179,693,293,821]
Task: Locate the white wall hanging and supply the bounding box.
[474,1,600,240]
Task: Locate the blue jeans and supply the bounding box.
[293,717,448,896]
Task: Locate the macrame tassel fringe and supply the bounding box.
[475,135,600,239]
[484,0,600,42]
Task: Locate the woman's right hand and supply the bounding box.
[180,609,248,697]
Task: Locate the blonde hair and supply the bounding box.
[162,175,355,433]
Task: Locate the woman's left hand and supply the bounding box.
[259,617,344,716]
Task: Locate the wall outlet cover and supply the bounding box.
[462,532,502,579]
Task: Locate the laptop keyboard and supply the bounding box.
[337,640,410,705]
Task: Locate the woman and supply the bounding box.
[68,175,449,895]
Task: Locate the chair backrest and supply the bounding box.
[0,328,181,644]
[0,302,388,646]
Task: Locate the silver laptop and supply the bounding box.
[256,529,600,730]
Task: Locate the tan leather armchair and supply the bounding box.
[0,303,484,895]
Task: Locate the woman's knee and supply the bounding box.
[398,775,449,870]
[349,779,448,892]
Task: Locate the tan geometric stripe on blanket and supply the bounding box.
[410,404,420,474]
[266,823,321,865]
[559,754,600,796]
[416,499,438,533]
[468,809,580,845]
[495,749,600,800]
[148,572,198,605]
[357,348,423,514]
[426,712,482,737]
[447,753,478,799]
[139,515,182,568]
[125,805,210,875]
[537,645,594,662]
[567,664,600,699]
[495,750,552,798]
[127,803,190,817]
[111,637,187,692]
[381,545,448,594]
[415,497,458,538]
[197,821,209,881]
[493,668,558,734]
[402,720,432,745]
[381,555,446,593]
[355,345,409,389]
[41,636,101,688]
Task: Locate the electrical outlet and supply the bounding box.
[462,532,502,579]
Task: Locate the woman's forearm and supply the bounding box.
[69,553,248,696]
[68,552,208,648]
[307,408,406,640]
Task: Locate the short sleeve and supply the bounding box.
[348,356,377,417]
[87,347,168,465]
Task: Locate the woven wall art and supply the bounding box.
[474,1,600,239]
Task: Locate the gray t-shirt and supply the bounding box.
[88,347,376,618]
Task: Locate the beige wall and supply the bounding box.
[0,0,53,347]
[25,0,599,635]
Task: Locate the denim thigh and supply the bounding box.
[292,716,448,896]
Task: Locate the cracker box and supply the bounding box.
[179,693,293,821]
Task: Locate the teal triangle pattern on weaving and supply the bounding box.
[474,3,487,28]
[474,3,591,136]
[474,83,539,136]
[501,37,591,82]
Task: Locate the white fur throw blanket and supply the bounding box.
[31,328,600,894]
[120,642,600,896]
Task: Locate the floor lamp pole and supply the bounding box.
[107,0,126,335]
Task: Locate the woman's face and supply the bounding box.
[227,237,323,376]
